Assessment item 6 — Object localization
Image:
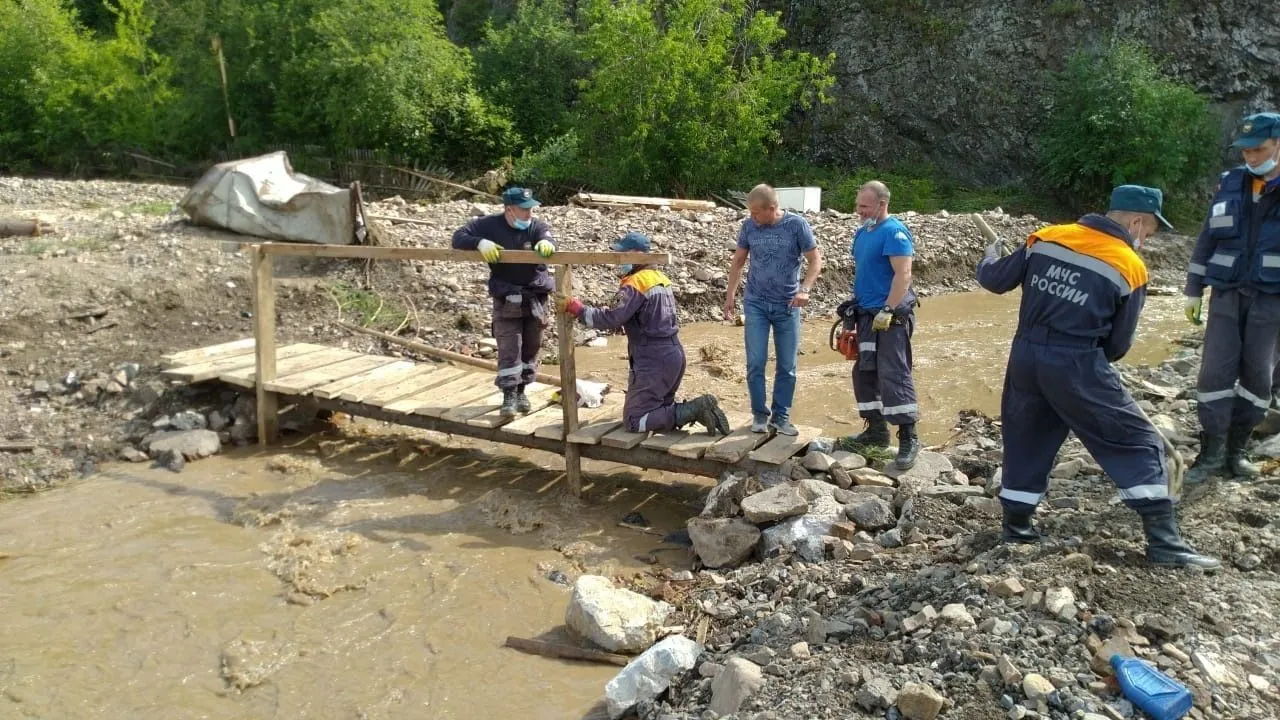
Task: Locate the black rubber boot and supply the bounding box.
[894,423,921,470]
[850,418,891,449]
[1002,506,1041,544]
[515,385,532,414]
[499,388,519,418]
[674,395,731,435]
[1141,509,1222,570]
[1185,432,1226,485]
[1226,426,1260,479]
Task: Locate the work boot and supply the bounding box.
[1002,506,1041,544]
[1141,509,1222,570]
[499,388,519,418]
[849,417,890,449]
[894,423,921,470]
[1226,425,1260,479]
[515,385,532,414]
[674,395,732,436]
[1185,432,1226,485]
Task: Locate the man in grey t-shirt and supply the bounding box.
[724,184,824,435]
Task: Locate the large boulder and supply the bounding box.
[882,451,953,482]
[741,484,809,523]
[688,517,761,568]
[847,497,896,531]
[700,471,760,518]
[605,636,703,719]
[565,575,672,653]
[147,429,221,460]
[709,657,765,716]
[761,495,843,557]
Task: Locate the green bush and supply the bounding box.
[0,0,174,169]
[557,0,834,196]
[1038,42,1218,221]
[271,0,516,170]
[475,0,585,151]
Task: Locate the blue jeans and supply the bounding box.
[744,297,801,422]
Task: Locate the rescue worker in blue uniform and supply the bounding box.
[451,187,556,417]
[561,233,731,436]
[844,181,922,470]
[1184,112,1280,483]
[976,185,1220,569]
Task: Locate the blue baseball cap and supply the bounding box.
[1110,184,1173,230]
[611,232,652,252]
[500,187,540,209]
[1231,112,1280,149]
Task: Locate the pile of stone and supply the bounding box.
[687,444,980,571]
[578,335,1280,719]
[366,198,1055,323]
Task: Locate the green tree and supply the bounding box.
[272,0,516,169]
[1038,42,1218,212]
[474,0,585,150]
[556,0,834,195]
[0,0,173,169]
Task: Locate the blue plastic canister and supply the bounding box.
[1110,654,1193,720]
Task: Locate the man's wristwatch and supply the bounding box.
[881,306,892,315]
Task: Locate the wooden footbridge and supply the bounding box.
[161,242,824,494]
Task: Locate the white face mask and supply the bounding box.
[1128,219,1149,250]
[1247,150,1279,177]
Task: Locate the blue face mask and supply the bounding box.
[511,217,532,230]
[1248,155,1278,177]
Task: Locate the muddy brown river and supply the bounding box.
[0,291,1192,719]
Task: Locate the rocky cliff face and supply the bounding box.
[784,0,1280,184]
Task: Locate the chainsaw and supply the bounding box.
[830,299,859,361]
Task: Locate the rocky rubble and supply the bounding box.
[592,336,1280,719]
[0,177,1195,492]
[366,197,1193,328]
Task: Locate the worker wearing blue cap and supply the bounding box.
[451,187,557,417]
[560,233,731,436]
[976,184,1219,569]
[1183,111,1280,484]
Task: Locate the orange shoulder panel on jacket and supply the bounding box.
[1029,223,1148,291]
[620,269,672,294]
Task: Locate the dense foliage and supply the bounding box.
[3,1,1221,216]
[1038,42,1218,214]
[3,0,832,194]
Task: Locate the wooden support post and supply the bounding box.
[251,246,279,445]
[555,264,582,496]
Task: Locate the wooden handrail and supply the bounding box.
[250,241,603,495]
[256,242,668,266]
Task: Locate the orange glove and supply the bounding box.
[562,297,585,317]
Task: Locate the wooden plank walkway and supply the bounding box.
[161,339,829,478]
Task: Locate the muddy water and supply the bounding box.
[576,290,1191,441]
[0,437,699,719]
[0,290,1191,719]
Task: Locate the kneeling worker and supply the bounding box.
[560,233,731,436]
[976,185,1219,569]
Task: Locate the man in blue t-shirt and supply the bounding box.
[844,181,922,469]
[724,184,824,435]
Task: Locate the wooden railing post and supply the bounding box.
[555,264,582,496]
[251,246,279,445]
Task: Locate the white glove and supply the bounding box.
[985,239,1010,259]
[1184,295,1202,325]
[477,239,502,263]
